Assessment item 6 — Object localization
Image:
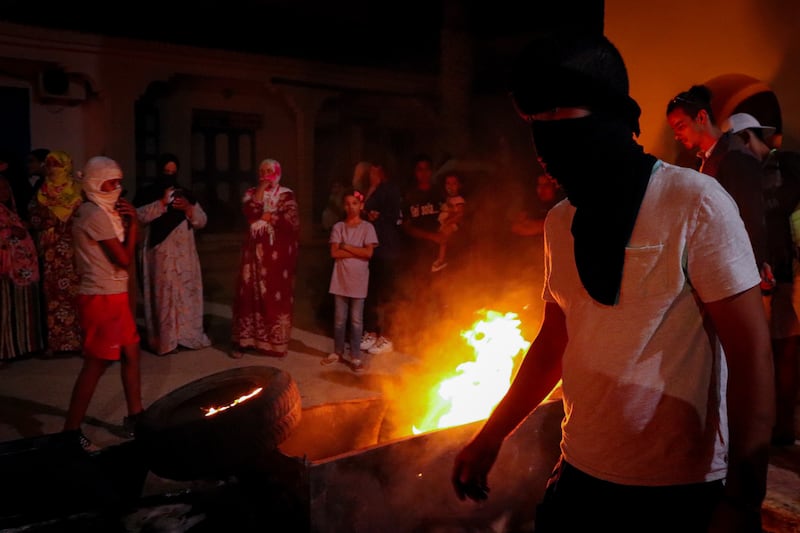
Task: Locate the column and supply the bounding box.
[282,86,338,244]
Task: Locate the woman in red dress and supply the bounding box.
[231,159,300,358]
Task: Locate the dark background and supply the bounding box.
[0,1,603,75]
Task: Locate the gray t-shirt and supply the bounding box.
[543,161,760,486]
[72,202,129,295]
[328,219,378,298]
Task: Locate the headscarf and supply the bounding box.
[249,158,291,242]
[36,150,81,222]
[0,176,39,286]
[81,156,125,241]
[133,153,196,248]
[256,158,289,212]
[259,158,281,183]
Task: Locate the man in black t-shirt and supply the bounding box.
[401,154,443,269]
[396,154,445,326]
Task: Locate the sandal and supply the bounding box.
[321,353,341,366]
[351,359,366,373]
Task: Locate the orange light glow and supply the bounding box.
[412,310,530,434]
[203,387,263,417]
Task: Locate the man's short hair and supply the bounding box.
[666,85,714,122]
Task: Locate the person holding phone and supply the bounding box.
[134,153,210,356]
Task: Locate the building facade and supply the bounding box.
[0,22,444,240]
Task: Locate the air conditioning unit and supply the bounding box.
[37,69,87,105]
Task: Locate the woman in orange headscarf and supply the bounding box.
[27,150,82,355]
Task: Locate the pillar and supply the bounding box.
[282,86,337,244]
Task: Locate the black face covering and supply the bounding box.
[531,113,656,305]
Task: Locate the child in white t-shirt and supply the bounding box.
[321,189,378,372]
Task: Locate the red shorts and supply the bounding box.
[77,293,140,360]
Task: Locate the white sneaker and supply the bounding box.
[368,336,393,355]
[360,332,377,351]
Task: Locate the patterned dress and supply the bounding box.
[137,200,211,355]
[0,198,43,360]
[27,177,82,354]
[231,186,300,356]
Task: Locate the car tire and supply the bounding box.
[136,365,301,480]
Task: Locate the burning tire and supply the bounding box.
[136,366,301,481]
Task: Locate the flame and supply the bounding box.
[412,310,530,434]
[203,387,263,417]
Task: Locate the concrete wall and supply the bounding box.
[0,22,438,239]
[6,2,800,235]
[606,0,800,159]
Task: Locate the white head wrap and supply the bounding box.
[259,158,282,183]
[82,156,125,241]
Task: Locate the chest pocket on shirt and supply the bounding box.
[621,244,670,300]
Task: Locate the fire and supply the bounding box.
[203,387,263,417]
[412,310,530,434]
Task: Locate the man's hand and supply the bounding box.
[115,198,137,219]
[451,432,502,502]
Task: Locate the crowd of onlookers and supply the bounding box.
[2,78,798,453]
[0,150,211,364]
[1,148,79,363]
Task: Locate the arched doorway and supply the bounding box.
[705,73,783,148]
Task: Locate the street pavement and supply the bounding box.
[0,299,419,450]
[0,235,798,529]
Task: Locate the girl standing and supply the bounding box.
[321,189,378,372]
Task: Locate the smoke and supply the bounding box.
[376,152,550,437]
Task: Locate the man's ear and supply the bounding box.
[739,130,752,144]
[696,109,709,126]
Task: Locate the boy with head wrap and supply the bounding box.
[64,156,144,450]
[451,33,773,532]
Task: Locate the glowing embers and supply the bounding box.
[413,310,530,434]
[203,387,264,417]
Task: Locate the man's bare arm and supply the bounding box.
[704,285,774,512]
[452,301,567,500]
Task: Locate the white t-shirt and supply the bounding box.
[542,161,760,486]
[328,219,378,298]
[72,202,129,295]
